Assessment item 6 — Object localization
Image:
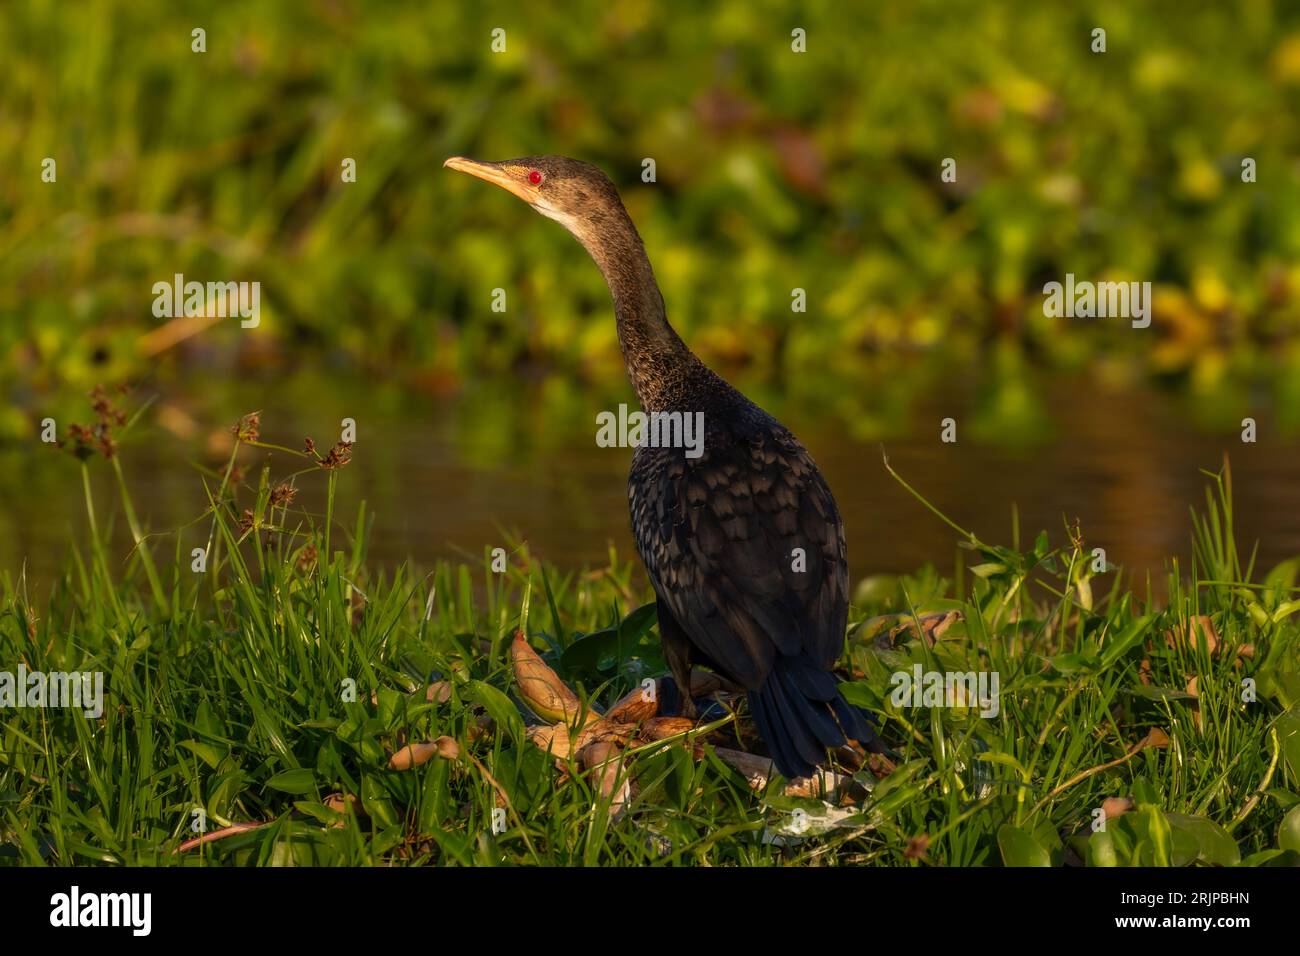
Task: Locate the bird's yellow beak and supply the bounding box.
[443,156,536,203]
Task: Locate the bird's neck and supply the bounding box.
[574,207,705,412]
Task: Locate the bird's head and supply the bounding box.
[443,154,628,244]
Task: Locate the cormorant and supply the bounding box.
[445,155,878,779]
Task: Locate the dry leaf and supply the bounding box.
[324,793,365,817]
[640,716,696,741]
[1165,615,1219,656]
[1134,727,1171,751]
[578,741,630,817]
[606,683,659,723]
[389,736,460,770]
[1102,796,1134,819]
[510,631,594,726]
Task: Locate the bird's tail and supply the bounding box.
[749,656,880,780]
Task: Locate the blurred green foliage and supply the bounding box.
[5,0,1300,441]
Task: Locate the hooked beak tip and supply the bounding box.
[443,156,534,203]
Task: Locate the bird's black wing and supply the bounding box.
[628,417,848,691]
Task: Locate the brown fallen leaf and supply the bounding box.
[527,717,647,764]
[510,630,596,727]
[1134,727,1171,751]
[322,792,366,827]
[527,722,572,762]
[578,741,630,817]
[639,716,697,741]
[389,736,460,770]
[324,792,365,816]
[1102,796,1134,819]
[605,683,659,724]
[1165,615,1219,656]
[576,719,639,751]
[510,630,882,805]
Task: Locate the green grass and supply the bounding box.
[2,411,1300,866]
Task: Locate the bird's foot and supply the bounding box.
[661,672,699,719]
[678,696,698,721]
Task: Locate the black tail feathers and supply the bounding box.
[748,656,881,780]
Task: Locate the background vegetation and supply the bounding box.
[5,0,1300,440]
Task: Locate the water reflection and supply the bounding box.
[2,365,1295,597]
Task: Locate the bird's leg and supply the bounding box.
[666,645,697,720]
[676,684,698,720]
[659,635,697,720]
[656,602,698,720]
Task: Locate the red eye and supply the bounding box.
[528,169,543,185]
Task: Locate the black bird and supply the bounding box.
[445,155,878,778]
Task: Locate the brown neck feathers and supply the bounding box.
[569,201,705,412]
